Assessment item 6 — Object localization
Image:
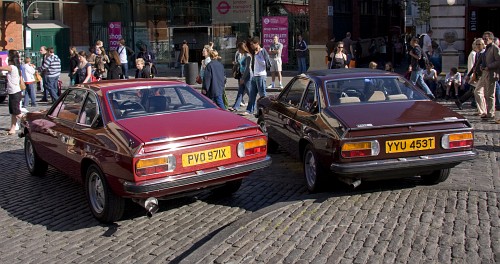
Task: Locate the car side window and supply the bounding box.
[52,89,88,122]
[78,92,98,126]
[300,82,317,112]
[279,77,308,107]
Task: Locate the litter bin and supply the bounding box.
[185,62,199,85]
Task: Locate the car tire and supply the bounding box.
[303,144,325,193]
[24,136,48,176]
[421,168,450,185]
[85,164,125,223]
[212,179,242,196]
[257,116,279,153]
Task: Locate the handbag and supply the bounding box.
[35,71,42,82]
[20,77,26,90]
[196,75,202,84]
[232,63,241,79]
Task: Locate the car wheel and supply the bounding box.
[421,168,450,185]
[85,164,125,223]
[257,116,279,153]
[212,179,242,196]
[303,144,324,193]
[24,136,48,176]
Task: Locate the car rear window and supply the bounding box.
[107,85,216,119]
[325,77,427,106]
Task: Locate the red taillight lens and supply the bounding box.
[341,141,380,158]
[441,132,473,149]
[245,146,267,156]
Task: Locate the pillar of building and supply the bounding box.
[430,0,466,65]
[308,0,331,71]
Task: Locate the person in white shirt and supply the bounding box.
[268,35,284,89]
[422,30,433,57]
[445,67,461,99]
[21,57,37,107]
[117,38,134,79]
[0,50,23,135]
[243,37,269,116]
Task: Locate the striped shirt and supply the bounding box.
[41,54,61,78]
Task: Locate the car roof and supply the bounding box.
[78,78,187,93]
[306,68,400,82]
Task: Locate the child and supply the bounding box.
[445,67,461,99]
[21,57,37,107]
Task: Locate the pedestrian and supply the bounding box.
[21,57,37,107]
[95,46,109,80]
[384,62,394,72]
[268,35,284,89]
[107,50,122,80]
[421,29,434,57]
[329,42,347,69]
[199,44,212,83]
[408,37,435,99]
[242,36,269,116]
[69,46,79,85]
[475,31,500,121]
[325,35,336,67]
[179,40,189,78]
[342,32,354,66]
[38,46,49,102]
[444,67,461,100]
[368,61,378,69]
[117,38,134,79]
[39,47,61,102]
[135,58,152,79]
[76,51,93,84]
[229,41,251,112]
[202,50,226,109]
[295,34,308,74]
[136,45,157,77]
[394,38,404,66]
[0,50,23,135]
[456,38,484,110]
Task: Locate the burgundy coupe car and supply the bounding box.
[256,69,477,192]
[20,79,271,223]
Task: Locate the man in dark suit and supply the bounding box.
[202,50,226,109]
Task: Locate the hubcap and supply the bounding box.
[88,171,105,214]
[25,140,35,170]
[304,150,317,188]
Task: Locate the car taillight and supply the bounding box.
[441,132,473,149]
[237,138,267,157]
[341,140,380,158]
[135,155,176,176]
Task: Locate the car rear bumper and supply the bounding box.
[123,156,272,195]
[330,150,477,176]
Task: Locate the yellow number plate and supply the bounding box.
[182,146,231,167]
[385,137,435,153]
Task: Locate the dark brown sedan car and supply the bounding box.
[256,69,477,192]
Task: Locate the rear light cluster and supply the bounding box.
[237,138,267,157]
[341,140,380,158]
[441,132,473,149]
[135,155,176,176]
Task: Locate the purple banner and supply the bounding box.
[262,16,289,63]
[108,22,122,51]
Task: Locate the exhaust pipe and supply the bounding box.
[339,178,362,189]
[133,197,159,218]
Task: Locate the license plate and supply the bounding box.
[385,137,435,153]
[182,146,231,167]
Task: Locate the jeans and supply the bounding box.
[212,94,226,110]
[496,81,500,109]
[410,69,434,98]
[232,79,250,110]
[180,63,185,77]
[121,62,129,79]
[45,76,60,102]
[41,75,49,101]
[24,83,37,106]
[246,76,263,114]
[297,57,307,74]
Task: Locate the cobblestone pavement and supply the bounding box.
[0,73,498,263]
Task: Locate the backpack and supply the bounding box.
[418,34,425,49]
[417,47,430,69]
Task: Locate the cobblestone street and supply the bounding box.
[0,74,498,263]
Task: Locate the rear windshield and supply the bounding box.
[107,85,216,119]
[325,77,428,106]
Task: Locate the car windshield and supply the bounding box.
[325,77,428,106]
[107,85,216,119]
